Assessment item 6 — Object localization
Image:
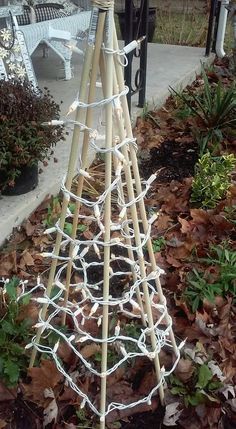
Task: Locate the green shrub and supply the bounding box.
[190,152,236,209]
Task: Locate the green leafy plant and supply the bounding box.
[190,152,236,209]
[152,237,166,252]
[43,196,87,236]
[43,196,62,227]
[94,348,118,367]
[201,244,236,296]
[76,409,100,429]
[121,322,142,354]
[0,79,65,190]
[140,101,150,120]
[76,409,121,429]
[171,68,236,155]
[183,268,222,312]
[169,363,222,407]
[123,322,141,339]
[0,278,33,386]
[184,244,236,311]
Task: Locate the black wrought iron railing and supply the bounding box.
[205,0,221,56]
[121,0,149,112]
[119,0,222,112]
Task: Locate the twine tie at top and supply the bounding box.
[92,1,114,10]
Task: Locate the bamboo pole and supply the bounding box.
[113,27,178,357]
[100,5,114,428]
[29,7,99,368]
[112,61,165,404]
[99,53,147,326]
[62,10,107,325]
[112,138,147,326]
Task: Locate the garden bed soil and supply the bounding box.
[138,139,199,182]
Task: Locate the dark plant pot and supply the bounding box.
[117,8,157,43]
[1,163,38,196]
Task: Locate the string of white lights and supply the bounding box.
[19,277,182,420]
[18,16,181,423]
[26,338,182,421]
[66,86,129,116]
[5,275,181,422]
[13,195,182,416]
[33,95,181,418]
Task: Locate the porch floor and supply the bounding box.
[0,43,213,246]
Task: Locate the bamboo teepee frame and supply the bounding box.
[29,2,180,428]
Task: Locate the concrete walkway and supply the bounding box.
[0,43,212,246]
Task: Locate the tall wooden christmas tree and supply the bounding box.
[29,2,180,427]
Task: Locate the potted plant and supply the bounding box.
[0,79,65,196]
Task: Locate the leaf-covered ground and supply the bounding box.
[0,58,236,428]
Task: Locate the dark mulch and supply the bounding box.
[138,139,199,182]
[121,406,166,429]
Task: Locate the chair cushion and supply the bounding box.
[16,3,70,26]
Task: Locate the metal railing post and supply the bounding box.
[124,0,133,112]
[205,0,219,56]
[137,0,148,107]
[123,0,149,113]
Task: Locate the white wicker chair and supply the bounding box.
[19,11,91,80]
[0,3,91,81]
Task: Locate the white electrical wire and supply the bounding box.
[13,33,181,422]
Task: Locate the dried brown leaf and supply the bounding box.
[80,343,101,359]
[57,341,75,365]
[23,360,64,406]
[178,217,193,234]
[0,251,17,276]
[107,367,126,388]
[0,382,16,402]
[24,219,36,237]
[137,370,156,395]
[175,358,194,383]
[19,250,35,267]
[17,301,39,324]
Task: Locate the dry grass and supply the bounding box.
[154,9,208,47]
[153,9,234,52]
[115,7,234,52]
